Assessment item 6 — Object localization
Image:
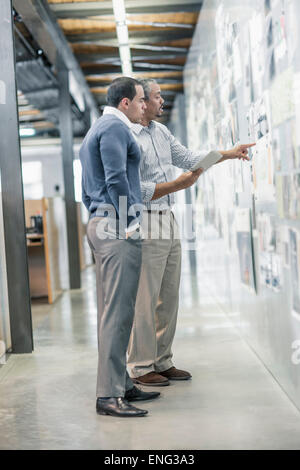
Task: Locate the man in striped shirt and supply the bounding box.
[127,78,254,386]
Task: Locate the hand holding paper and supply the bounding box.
[190,145,255,173]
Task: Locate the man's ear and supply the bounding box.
[120,97,129,108]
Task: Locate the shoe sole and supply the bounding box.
[127,395,160,402]
[165,376,192,381]
[97,410,148,417]
[132,378,170,387]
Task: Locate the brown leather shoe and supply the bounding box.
[132,371,170,386]
[159,367,192,381]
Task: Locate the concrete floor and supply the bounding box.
[1,260,300,450]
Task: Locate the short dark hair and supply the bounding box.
[106,77,141,108]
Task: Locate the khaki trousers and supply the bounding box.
[127,210,181,377]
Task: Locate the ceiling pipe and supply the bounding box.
[13,0,100,118]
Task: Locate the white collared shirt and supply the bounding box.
[131,120,222,209]
[103,106,133,129]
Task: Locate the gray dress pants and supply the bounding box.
[127,210,182,378]
[87,217,142,397]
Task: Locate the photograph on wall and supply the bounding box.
[286,0,300,65]
[241,25,254,106]
[236,208,256,293]
[264,8,276,87]
[249,10,265,100]
[290,172,300,219]
[247,91,272,153]
[254,91,272,140]
[271,119,300,173]
[257,213,282,291]
[229,100,239,145]
[252,133,276,202]
[232,31,242,85]
[271,126,281,171]
[265,14,273,47]
[289,229,300,317]
[273,4,288,74]
[265,0,271,16]
[276,172,300,220]
[293,72,300,149]
[258,252,282,292]
[271,67,295,127]
[279,225,291,268]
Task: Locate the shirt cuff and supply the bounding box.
[190,150,222,172]
[141,181,156,203]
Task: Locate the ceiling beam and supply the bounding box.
[81,62,183,73]
[85,70,183,83]
[19,108,42,116]
[75,51,187,63]
[66,30,194,44]
[58,13,198,36]
[90,83,183,94]
[48,0,203,18]
[133,56,186,65]
[79,55,186,67]
[154,38,192,47]
[71,43,187,56]
[20,120,55,130]
[69,38,192,50]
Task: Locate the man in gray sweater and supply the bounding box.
[80,77,160,417]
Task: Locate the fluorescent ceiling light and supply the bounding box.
[122,62,133,76]
[112,0,126,24]
[116,24,129,46]
[111,0,132,76]
[119,45,131,65]
[19,128,36,137]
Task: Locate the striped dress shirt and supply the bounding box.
[131,120,222,209]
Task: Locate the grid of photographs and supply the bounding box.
[187,0,300,318]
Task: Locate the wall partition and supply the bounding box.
[184,0,300,409]
[0,0,33,353]
[0,173,11,361]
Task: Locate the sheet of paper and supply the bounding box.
[290,229,300,317]
[271,67,295,126]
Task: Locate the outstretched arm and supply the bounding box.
[217,143,255,163]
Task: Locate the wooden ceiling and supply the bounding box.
[47,0,203,123]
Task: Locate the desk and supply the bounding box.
[25,198,91,303]
[27,233,44,247]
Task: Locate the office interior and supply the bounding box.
[1,0,300,450]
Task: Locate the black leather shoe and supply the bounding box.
[125,385,160,402]
[96,397,148,417]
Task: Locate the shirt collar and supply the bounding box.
[131,120,156,135]
[103,106,133,129]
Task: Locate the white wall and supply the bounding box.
[184,0,300,411]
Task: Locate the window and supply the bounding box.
[22,161,43,199]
